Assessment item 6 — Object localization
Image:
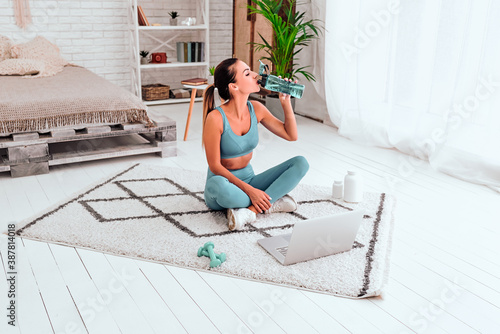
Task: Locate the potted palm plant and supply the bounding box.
[248,0,322,121]
[208,65,215,85]
[139,50,149,64]
[168,11,179,26]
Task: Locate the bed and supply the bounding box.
[0,66,176,178]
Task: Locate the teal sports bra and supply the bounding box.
[217,101,259,159]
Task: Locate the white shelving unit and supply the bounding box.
[129,0,210,105]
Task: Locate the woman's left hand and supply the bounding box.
[279,77,298,103]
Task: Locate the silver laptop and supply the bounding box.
[257,210,364,265]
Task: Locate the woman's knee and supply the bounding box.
[205,175,248,209]
[205,176,228,207]
[291,155,309,176]
[206,175,228,191]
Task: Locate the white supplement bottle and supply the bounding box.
[344,171,363,203]
[332,180,343,199]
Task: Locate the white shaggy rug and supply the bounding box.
[15,164,396,298]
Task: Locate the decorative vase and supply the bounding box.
[170,18,177,26]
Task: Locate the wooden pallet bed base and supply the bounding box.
[0,117,176,178]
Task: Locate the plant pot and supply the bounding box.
[207,76,214,85]
[170,18,177,26]
[265,94,295,122]
[140,57,148,65]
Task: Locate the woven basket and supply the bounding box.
[142,84,170,101]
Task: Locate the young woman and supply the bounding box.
[202,58,309,230]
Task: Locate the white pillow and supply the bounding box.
[0,35,12,62]
[10,36,60,59]
[0,59,45,76]
[9,36,68,77]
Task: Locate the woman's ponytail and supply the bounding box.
[202,84,216,146]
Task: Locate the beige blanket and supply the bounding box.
[0,66,151,134]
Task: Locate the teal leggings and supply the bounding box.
[204,156,309,210]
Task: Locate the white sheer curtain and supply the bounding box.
[311,0,500,191]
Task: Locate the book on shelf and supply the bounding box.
[176,42,183,64]
[176,42,205,62]
[137,7,144,26]
[137,6,149,26]
[142,6,150,26]
[181,78,208,85]
[187,42,192,63]
[191,42,196,62]
[170,89,191,99]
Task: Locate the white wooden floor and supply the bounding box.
[1,102,499,334]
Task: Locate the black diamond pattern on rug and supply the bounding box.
[77,176,367,247]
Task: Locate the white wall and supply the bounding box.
[0,0,233,90]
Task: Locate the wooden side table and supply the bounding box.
[182,84,208,141]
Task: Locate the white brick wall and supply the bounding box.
[210,0,233,63]
[0,0,233,90]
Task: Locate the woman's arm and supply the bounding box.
[203,111,271,212]
[253,92,298,142]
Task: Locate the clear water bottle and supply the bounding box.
[257,60,305,99]
[344,171,363,203]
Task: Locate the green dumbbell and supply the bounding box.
[198,248,226,263]
[197,241,226,268]
[203,241,226,263]
[197,242,227,262]
[197,242,223,260]
[197,246,207,257]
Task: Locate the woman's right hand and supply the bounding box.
[246,186,272,213]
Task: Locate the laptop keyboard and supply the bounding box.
[276,246,288,257]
